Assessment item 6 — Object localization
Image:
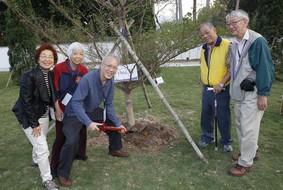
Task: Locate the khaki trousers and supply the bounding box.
[234,90,264,167]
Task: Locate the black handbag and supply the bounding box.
[240,78,255,91]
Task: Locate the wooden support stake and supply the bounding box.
[5,69,13,88]
[280,94,283,115]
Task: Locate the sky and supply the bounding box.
[155,0,210,23]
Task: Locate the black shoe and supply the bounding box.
[51,167,58,180]
[31,160,38,167]
[75,155,88,161]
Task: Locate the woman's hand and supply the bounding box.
[32,126,41,137]
[55,108,64,121]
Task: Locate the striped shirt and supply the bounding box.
[40,67,50,118]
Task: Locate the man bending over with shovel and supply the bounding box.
[57,55,129,187]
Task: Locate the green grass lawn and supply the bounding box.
[0,67,282,190]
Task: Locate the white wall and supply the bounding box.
[0,42,201,71]
[171,45,202,61]
[0,47,9,71]
[0,42,120,71]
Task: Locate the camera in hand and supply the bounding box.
[240,78,255,91]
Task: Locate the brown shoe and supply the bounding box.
[58,175,72,187]
[108,150,129,157]
[229,164,252,177]
[232,151,259,161]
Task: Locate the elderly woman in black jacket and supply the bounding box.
[12,44,58,190]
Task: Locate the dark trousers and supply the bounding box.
[50,120,87,168]
[58,108,122,178]
[200,85,233,145]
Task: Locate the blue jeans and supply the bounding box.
[200,85,233,145]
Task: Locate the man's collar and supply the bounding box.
[214,35,222,47]
[235,29,249,44]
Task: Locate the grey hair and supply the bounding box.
[66,42,85,58]
[102,54,120,65]
[226,9,249,22]
[199,22,215,32]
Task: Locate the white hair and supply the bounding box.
[199,22,215,32]
[226,9,250,22]
[66,42,85,58]
[102,54,120,65]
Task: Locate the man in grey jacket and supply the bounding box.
[226,9,274,176]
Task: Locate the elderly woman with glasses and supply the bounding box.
[12,44,59,190]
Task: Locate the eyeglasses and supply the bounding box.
[226,19,243,28]
[104,63,118,70]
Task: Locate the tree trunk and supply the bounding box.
[206,0,210,8]
[193,0,197,21]
[178,0,183,21]
[110,21,208,164]
[175,0,178,20]
[124,90,135,126]
[152,0,156,28]
[118,2,136,126]
[235,0,240,10]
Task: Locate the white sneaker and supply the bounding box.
[42,180,58,190]
[223,145,233,152]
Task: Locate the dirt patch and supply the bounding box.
[87,117,179,151]
[122,119,179,150]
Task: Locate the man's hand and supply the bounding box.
[88,122,100,131]
[213,84,223,94]
[258,95,268,111]
[32,126,41,137]
[118,124,127,134]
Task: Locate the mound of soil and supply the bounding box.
[122,119,179,150]
[87,118,179,151]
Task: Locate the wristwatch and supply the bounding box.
[219,83,224,88]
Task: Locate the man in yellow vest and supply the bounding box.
[198,22,233,152]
